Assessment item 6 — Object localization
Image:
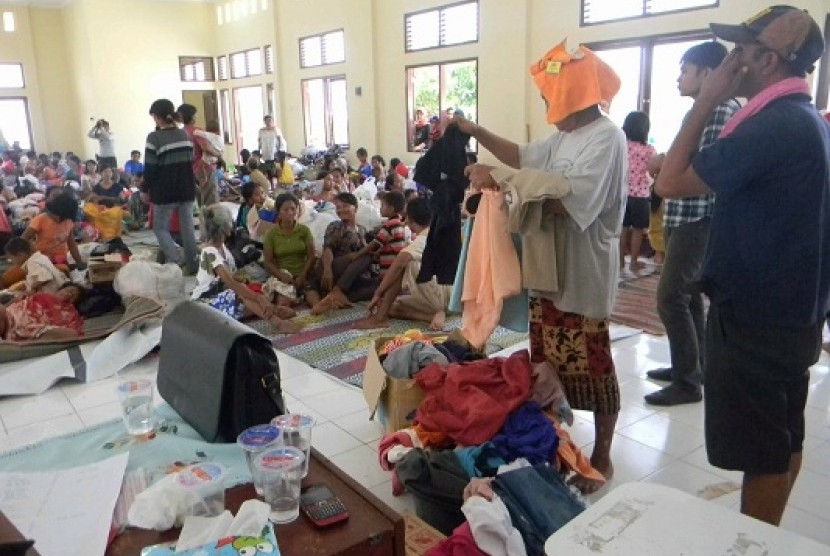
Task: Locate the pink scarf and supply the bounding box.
[719,77,810,138]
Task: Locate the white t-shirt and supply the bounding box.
[191,244,236,300]
[22,251,68,294]
[257,127,286,161]
[518,116,627,319]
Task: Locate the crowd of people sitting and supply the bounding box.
[0,100,466,341]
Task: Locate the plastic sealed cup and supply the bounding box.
[116,379,154,435]
[174,463,228,518]
[271,414,315,478]
[256,446,305,524]
[237,424,282,496]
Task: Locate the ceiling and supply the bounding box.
[0,0,214,7]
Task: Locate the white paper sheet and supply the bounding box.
[0,453,129,556]
[0,321,162,396]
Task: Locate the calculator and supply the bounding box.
[300,483,350,527]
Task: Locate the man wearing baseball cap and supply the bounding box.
[657,6,830,525]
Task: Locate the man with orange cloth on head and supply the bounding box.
[455,38,627,494]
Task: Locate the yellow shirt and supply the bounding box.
[278,163,295,185]
[83,203,124,241]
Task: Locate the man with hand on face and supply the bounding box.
[657,6,830,526]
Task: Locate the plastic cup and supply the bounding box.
[271,414,314,478]
[256,446,305,524]
[174,463,228,518]
[116,379,154,435]
[237,424,282,496]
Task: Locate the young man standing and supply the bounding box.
[644,42,740,406]
[657,6,830,525]
[258,115,286,165]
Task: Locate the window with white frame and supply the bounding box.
[582,0,718,25]
[179,56,215,82]
[0,63,24,88]
[302,76,348,147]
[406,59,477,152]
[264,45,274,74]
[219,89,233,144]
[217,55,228,80]
[3,11,14,33]
[299,30,345,68]
[230,48,262,79]
[405,1,478,52]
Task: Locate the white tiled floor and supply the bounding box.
[2,332,830,547]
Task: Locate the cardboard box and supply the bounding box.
[88,259,123,284]
[362,336,428,433]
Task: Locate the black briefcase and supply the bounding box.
[157,301,287,443]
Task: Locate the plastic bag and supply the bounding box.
[113,261,184,305]
[356,199,383,230]
[300,209,338,256]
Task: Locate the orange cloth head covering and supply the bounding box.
[530,39,621,125]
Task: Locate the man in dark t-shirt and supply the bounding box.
[656,6,830,526]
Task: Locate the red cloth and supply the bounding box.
[425,522,487,556]
[395,162,409,178]
[5,293,84,341]
[414,350,533,445]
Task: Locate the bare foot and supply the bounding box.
[354,316,389,330]
[274,305,296,319]
[311,291,352,315]
[429,311,446,331]
[269,316,301,334]
[568,459,613,494]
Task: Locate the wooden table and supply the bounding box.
[0,512,41,556]
[107,448,405,556]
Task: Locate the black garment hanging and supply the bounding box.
[414,125,470,284]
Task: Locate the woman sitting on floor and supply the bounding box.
[307,192,378,314]
[0,283,85,341]
[262,193,318,309]
[192,203,301,334]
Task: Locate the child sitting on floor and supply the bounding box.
[4,237,68,294]
[347,191,408,279]
[21,191,84,269]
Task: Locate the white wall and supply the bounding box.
[2,0,828,167]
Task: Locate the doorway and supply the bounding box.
[181,90,220,131]
[233,86,265,153]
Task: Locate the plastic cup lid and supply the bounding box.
[271,414,314,431]
[256,446,305,471]
[176,463,227,488]
[237,424,280,449]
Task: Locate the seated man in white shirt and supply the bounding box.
[355,197,452,331]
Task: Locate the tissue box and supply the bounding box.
[140,523,280,555]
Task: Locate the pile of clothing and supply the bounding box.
[374,347,602,555]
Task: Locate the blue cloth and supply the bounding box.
[492,464,585,556]
[454,442,506,478]
[491,402,557,465]
[207,289,245,320]
[692,94,830,328]
[0,404,250,488]
[449,218,528,332]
